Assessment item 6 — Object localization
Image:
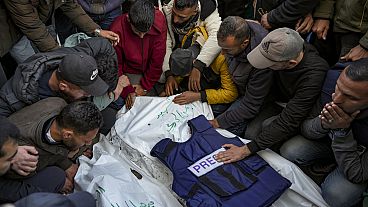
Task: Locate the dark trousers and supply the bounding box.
[0,166,66,203]
[100,105,118,135]
[312,30,363,66]
[0,63,7,88]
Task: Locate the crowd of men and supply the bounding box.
[0,0,367,206]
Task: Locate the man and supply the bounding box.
[215,28,328,163]
[0,38,121,122]
[280,59,368,206]
[110,0,167,109]
[311,0,368,64]
[0,0,119,64]
[0,118,65,203]
[161,0,221,93]
[209,17,273,136]
[6,97,103,195]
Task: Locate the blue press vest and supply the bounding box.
[151,115,291,207]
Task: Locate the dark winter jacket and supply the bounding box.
[314,0,368,49]
[216,21,274,129]
[1,0,99,55]
[0,38,116,117]
[247,43,329,153]
[302,93,368,184]
[6,97,70,180]
[254,0,320,29]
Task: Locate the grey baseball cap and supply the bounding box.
[247,28,304,69]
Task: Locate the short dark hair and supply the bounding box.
[345,58,368,82]
[174,0,198,10]
[129,0,155,33]
[56,101,103,135]
[217,16,250,43]
[95,54,118,93]
[0,118,19,158]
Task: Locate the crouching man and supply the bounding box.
[5,97,102,195]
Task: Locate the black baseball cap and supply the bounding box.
[170,48,194,77]
[57,54,109,96]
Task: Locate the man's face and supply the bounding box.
[332,69,368,114]
[0,140,17,176]
[59,82,90,102]
[63,128,99,151]
[172,5,197,27]
[268,61,293,70]
[218,36,249,57]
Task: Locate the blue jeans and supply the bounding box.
[88,7,122,30]
[280,135,334,165]
[322,168,367,207]
[280,135,367,207]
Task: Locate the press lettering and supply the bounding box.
[193,165,201,173]
[206,157,216,165]
[199,161,210,169]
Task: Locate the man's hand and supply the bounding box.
[60,178,74,195]
[113,75,130,100]
[319,102,359,129]
[133,84,147,96]
[209,119,220,128]
[165,76,179,96]
[65,163,78,180]
[68,149,79,159]
[99,30,120,46]
[260,13,272,30]
[126,92,136,110]
[173,91,200,105]
[214,144,251,164]
[188,68,201,92]
[312,19,330,40]
[83,148,93,159]
[11,146,38,176]
[341,45,368,61]
[296,13,314,34]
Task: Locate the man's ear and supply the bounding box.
[241,39,249,47]
[289,60,298,67]
[59,81,69,91]
[62,129,74,141]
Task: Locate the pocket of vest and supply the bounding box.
[237,154,268,174]
[198,163,258,197]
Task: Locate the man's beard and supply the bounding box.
[54,91,86,103]
[172,12,199,35]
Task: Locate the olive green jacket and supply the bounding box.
[314,0,368,49]
[0,0,99,56]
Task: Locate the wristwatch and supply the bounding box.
[94,28,101,37]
